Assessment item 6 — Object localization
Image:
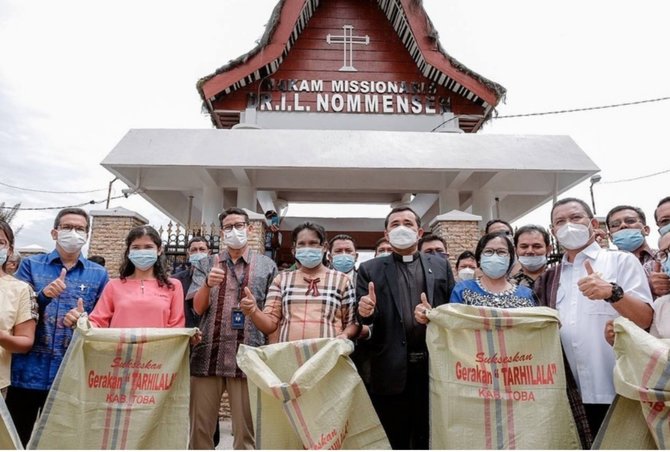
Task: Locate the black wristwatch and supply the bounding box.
[605,283,624,304]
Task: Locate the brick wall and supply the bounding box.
[431,220,480,271]
[89,210,148,278]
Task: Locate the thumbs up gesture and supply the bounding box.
[414,292,432,324]
[43,268,67,299]
[64,298,86,328]
[240,287,257,316]
[206,254,226,289]
[578,261,612,300]
[650,260,670,297]
[358,282,377,318]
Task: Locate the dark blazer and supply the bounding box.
[356,252,454,395]
[172,268,201,328]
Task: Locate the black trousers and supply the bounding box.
[5,386,49,447]
[369,359,429,450]
[584,403,610,438]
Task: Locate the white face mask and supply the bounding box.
[223,228,248,250]
[387,226,418,250]
[518,255,548,272]
[57,229,87,254]
[458,268,475,281]
[555,223,591,250]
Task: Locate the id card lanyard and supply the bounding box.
[225,256,251,330]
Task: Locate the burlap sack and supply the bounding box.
[236,338,390,450]
[28,317,196,449]
[0,392,22,449]
[593,316,670,449]
[426,304,580,449]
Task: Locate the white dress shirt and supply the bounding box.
[557,241,652,404]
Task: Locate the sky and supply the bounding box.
[1,0,669,252]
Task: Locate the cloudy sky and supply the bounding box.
[1,0,669,252]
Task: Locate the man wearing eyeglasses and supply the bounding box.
[7,208,109,446]
[651,197,670,298]
[605,205,656,275]
[188,207,277,450]
[534,198,653,442]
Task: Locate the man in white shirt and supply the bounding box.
[536,197,653,436]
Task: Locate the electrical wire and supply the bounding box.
[601,169,670,185]
[0,180,106,194]
[0,193,137,211]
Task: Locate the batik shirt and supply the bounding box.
[450,278,536,308]
[13,250,108,390]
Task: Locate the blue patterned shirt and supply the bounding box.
[450,278,536,309]
[13,250,109,390]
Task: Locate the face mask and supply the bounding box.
[458,268,475,281]
[479,255,510,279]
[128,250,158,271]
[295,247,323,269]
[57,229,87,254]
[659,223,670,237]
[332,254,355,273]
[377,252,391,258]
[663,260,670,277]
[189,253,207,265]
[388,226,418,250]
[223,228,248,249]
[518,255,547,272]
[611,229,645,252]
[0,248,7,266]
[555,223,591,250]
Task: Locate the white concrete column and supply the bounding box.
[236,186,258,211]
[201,185,224,226]
[438,188,460,213]
[472,189,493,230]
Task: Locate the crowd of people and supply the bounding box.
[0,195,669,449]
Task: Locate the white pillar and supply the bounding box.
[438,188,460,213]
[201,185,224,226]
[236,186,257,211]
[472,189,493,230]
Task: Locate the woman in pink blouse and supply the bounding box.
[65,226,184,328]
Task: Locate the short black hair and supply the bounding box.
[218,207,249,227]
[187,236,209,249]
[88,255,106,267]
[485,219,512,234]
[513,225,550,247]
[550,197,594,223]
[384,206,421,229]
[474,232,515,275]
[292,222,327,246]
[329,234,356,250]
[418,233,446,251]
[655,196,670,223]
[53,208,90,232]
[455,250,476,269]
[374,237,390,251]
[605,205,647,228]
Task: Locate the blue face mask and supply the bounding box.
[332,254,355,273]
[660,223,670,237]
[479,255,510,279]
[295,247,323,269]
[189,253,207,265]
[128,250,158,271]
[611,229,645,252]
[663,260,670,277]
[0,248,7,266]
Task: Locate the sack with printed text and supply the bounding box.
[426,304,580,449]
[0,392,22,449]
[28,318,196,449]
[237,338,390,449]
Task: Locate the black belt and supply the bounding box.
[408,351,427,363]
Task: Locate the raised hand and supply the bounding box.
[206,254,226,288]
[240,287,257,316]
[650,260,670,297]
[358,281,377,318]
[414,292,431,325]
[64,298,85,328]
[43,268,67,299]
[578,261,612,300]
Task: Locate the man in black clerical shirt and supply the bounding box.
[357,207,454,449]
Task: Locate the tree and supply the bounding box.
[0,202,23,236]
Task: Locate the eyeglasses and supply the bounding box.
[58,224,87,234]
[482,248,510,257]
[608,217,641,229]
[656,248,670,264]
[221,222,247,232]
